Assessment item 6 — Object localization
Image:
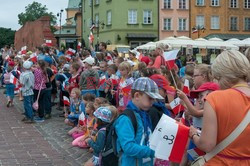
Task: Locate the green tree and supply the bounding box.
[18,2,57,26]
[0,27,15,48]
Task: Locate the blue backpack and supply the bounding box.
[61,73,69,91]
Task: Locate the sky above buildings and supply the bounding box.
[0,0,68,30]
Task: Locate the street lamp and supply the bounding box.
[57,9,64,35]
[78,2,84,47]
[192,25,206,38]
[94,21,105,50]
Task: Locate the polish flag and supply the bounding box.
[89,31,94,43]
[151,114,189,163]
[187,147,206,160]
[65,55,72,62]
[99,75,106,86]
[192,27,198,34]
[21,46,27,54]
[77,42,82,49]
[110,74,119,85]
[180,112,186,125]
[67,48,76,55]
[183,79,190,95]
[10,74,18,85]
[79,112,87,126]
[163,50,179,70]
[90,24,96,30]
[63,96,70,106]
[170,97,185,115]
[14,83,21,94]
[45,40,52,47]
[30,53,37,63]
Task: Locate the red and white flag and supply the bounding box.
[187,147,206,160]
[79,112,87,126]
[67,48,76,55]
[63,96,70,106]
[170,97,185,115]
[10,74,18,85]
[150,114,189,163]
[90,24,95,31]
[163,50,179,70]
[45,40,52,47]
[180,112,186,125]
[99,75,106,86]
[21,46,27,54]
[183,79,190,95]
[89,31,94,43]
[65,55,72,62]
[77,42,82,49]
[110,74,119,85]
[30,53,37,63]
[192,27,198,34]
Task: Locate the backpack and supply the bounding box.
[101,109,137,166]
[61,73,69,91]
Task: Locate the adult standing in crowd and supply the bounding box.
[190,50,250,165]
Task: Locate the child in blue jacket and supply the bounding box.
[65,88,85,127]
[114,77,164,166]
[85,107,113,166]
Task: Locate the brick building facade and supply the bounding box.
[14,16,56,51]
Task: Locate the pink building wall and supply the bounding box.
[159,0,190,40]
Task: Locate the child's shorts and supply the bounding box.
[6,84,15,99]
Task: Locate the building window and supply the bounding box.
[230,17,238,30]
[95,0,100,5]
[178,18,187,31]
[89,0,92,7]
[95,14,99,27]
[107,11,112,25]
[163,18,171,30]
[245,18,250,30]
[245,0,250,8]
[196,15,205,27]
[211,0,220,6]
[143,10,152,24]
[164,0,171,9]
[230,0,237,8]
[196,0,205,6]
[179,0,186,9]
[128,10,137,24]
[211,16,220,29]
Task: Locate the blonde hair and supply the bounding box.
[118,61,132,74]
[71,88,81,98]
[212,50,250,89]
[195,64,213,82]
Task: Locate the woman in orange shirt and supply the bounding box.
[190,50,250,165]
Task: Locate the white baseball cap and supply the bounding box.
[82,56,95,66]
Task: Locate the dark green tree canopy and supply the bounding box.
[0,28,15,49]
[18,2,57,26]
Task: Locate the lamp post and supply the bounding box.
[57,9,63,47]
[78,2,83,47]
[94,21,105,50]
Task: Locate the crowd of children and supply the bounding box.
[0,43,249,166]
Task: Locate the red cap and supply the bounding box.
[150,74,173,92]
[190,82,220,98]
[141,56,150,65]
[8,61,15,67]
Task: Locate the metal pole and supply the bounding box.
[91,0,93,26]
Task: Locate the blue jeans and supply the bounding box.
[23,95,34,120]
[6,84,15,99]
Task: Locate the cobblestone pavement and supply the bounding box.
[0,90,91,166]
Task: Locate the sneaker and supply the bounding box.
[21,117,28,122]
[34,117,44,123]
